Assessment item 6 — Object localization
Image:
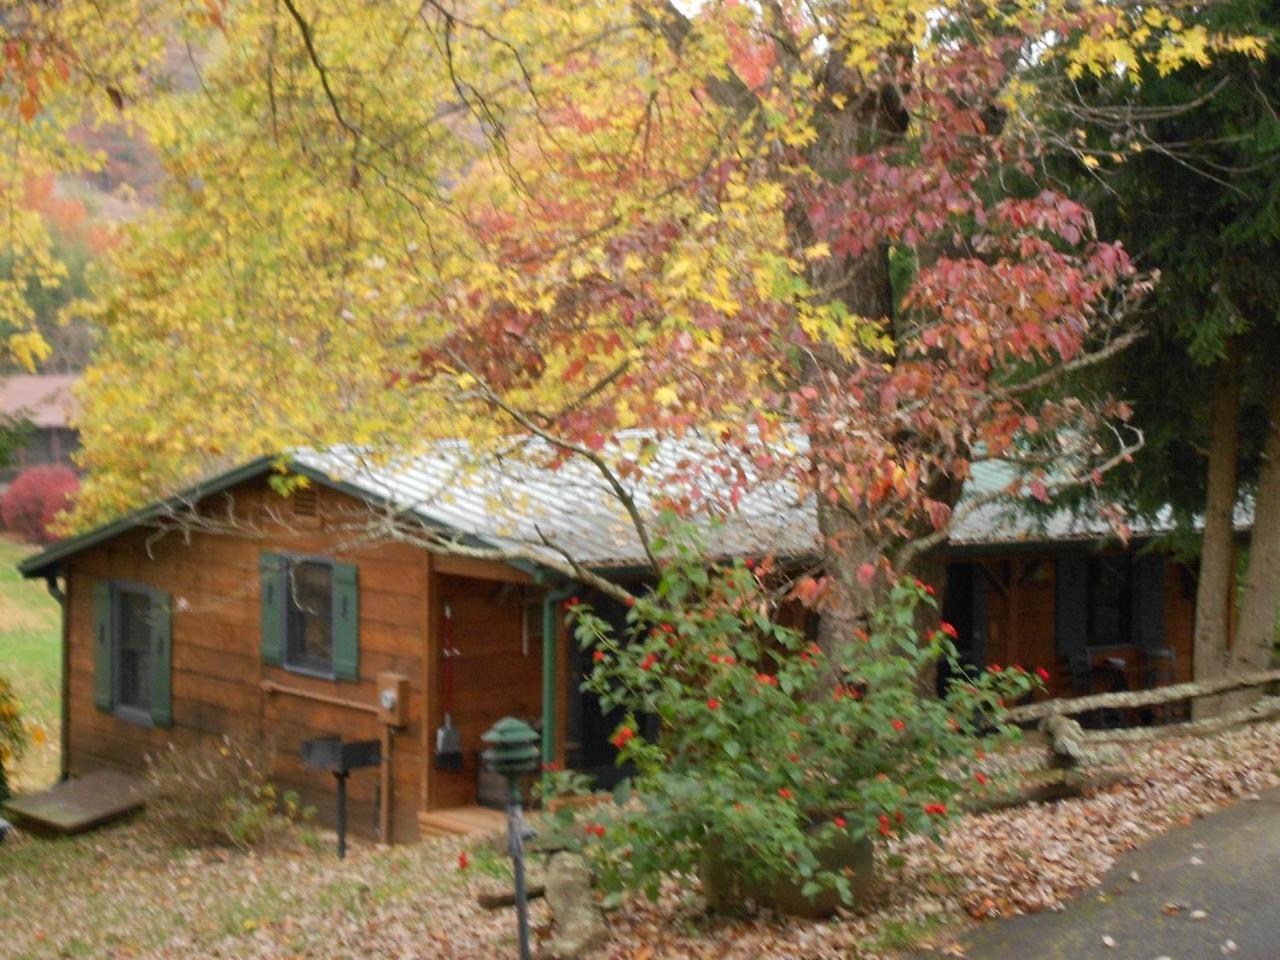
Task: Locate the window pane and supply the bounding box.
[1089,556,1132,645]
[286,561,333,672]
[117,590,152,711]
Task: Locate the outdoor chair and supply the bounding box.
[1069,650,1126,729]
[1143,647,1183,725]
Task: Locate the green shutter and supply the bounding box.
[92,581,113,711]
[1132,554,1167,650]
[260,553,286,666]
[1055,554,1089,659]
[331,562,359,681]
[149,590,173,727]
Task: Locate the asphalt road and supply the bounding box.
[917,788,1280,960]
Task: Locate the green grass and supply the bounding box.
[0,534,61,790]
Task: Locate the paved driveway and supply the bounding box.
[917,789,1280,960]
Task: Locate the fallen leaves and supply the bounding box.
[3,720,1280,958]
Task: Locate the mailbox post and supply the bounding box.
[301,736,382,859]
[481,717,541,960]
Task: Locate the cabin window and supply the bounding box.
[260,552,360,681]
[285,560,335,675]
[92,581,173,727]
[115,588,153,714]
[1087,555,1133,647]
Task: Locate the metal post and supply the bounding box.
[508,779,531,960]
[335,771,348,860]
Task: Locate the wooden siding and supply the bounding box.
[973,554,1195,701]
[62,480,434,841]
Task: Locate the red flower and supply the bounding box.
[1012,664,1026,674]
[593,650,606,663]
[988,664,1003,674]
[624,595,636,608]
[853,628,869,642]
[745,557,755,570]
[709,654,721,664]
[585,823,606,838]
[891,719,906,732]
[640,653,658,671]
[940,621,958,639]
[777,787,793,800]
[542,761,560,772]
[458,852,469,870]
[924,803,948,817]
[1035,667,1051,683]
[611,727,635,749]
[808,643,822,656]
[975,772,989,786]
[834,816,847,829]
[878,814,892,836]
[788,753,800,763]
[723,656,736,665]
[756,673,778,687]
[569,596,580,607]
[707,698,720,711]
[660,623,675,633]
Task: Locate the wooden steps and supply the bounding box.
[418,804,508,838]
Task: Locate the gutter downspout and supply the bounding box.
[43,573,70,782]
[540,582,575,767]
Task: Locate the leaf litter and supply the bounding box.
[2,719,1278,958]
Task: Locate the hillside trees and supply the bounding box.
[72,2,1261,634]
[1080,0,1279,696]
[0,2,171,371]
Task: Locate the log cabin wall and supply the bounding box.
[964,552,1195,700]
[62,479,429,842]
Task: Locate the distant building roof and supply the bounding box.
[0,375,79,429]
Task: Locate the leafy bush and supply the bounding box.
[0,464,78,543]
[548,526,1041,909]
[0,675,31,801]
[146,733,310,850]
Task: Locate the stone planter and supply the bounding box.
[699,828,876,918]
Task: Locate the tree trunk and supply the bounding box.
[1193,348,1241,717]
[1232,369,1280,676]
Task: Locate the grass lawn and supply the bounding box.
[0,534,61,791]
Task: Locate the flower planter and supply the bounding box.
[698,828,876,918]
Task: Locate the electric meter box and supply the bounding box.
[377,672,410,728]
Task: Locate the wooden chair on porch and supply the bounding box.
[1142,646,1184,725]
[1069,651,1125,729]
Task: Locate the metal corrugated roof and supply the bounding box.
[23,435,1243,580]
[298,435,818,569]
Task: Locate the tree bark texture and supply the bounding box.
[1233,367,1280,675]
[1193,348,1241,717]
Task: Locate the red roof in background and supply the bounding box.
[0,374,79,428]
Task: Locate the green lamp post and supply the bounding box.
[481,716,541,960]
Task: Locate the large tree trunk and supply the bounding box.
[1232,370,1280,676]
[1193,348,1241,717]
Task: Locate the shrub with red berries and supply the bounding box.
[545,518,1040,910]
[0,465,78,543]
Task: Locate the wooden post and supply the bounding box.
[380,724,392,844]
[421,551,435,810]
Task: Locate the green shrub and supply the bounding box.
[146,733,310,849]
[546,522,1040,909]
[0,675,31,801]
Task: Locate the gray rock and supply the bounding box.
[544,851,607,958]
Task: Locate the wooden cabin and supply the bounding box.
[17,448,1234,841]
[19,459,581,842]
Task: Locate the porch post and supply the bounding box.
[541,583,574,765]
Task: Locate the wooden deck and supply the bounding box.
[417,804,508,838]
